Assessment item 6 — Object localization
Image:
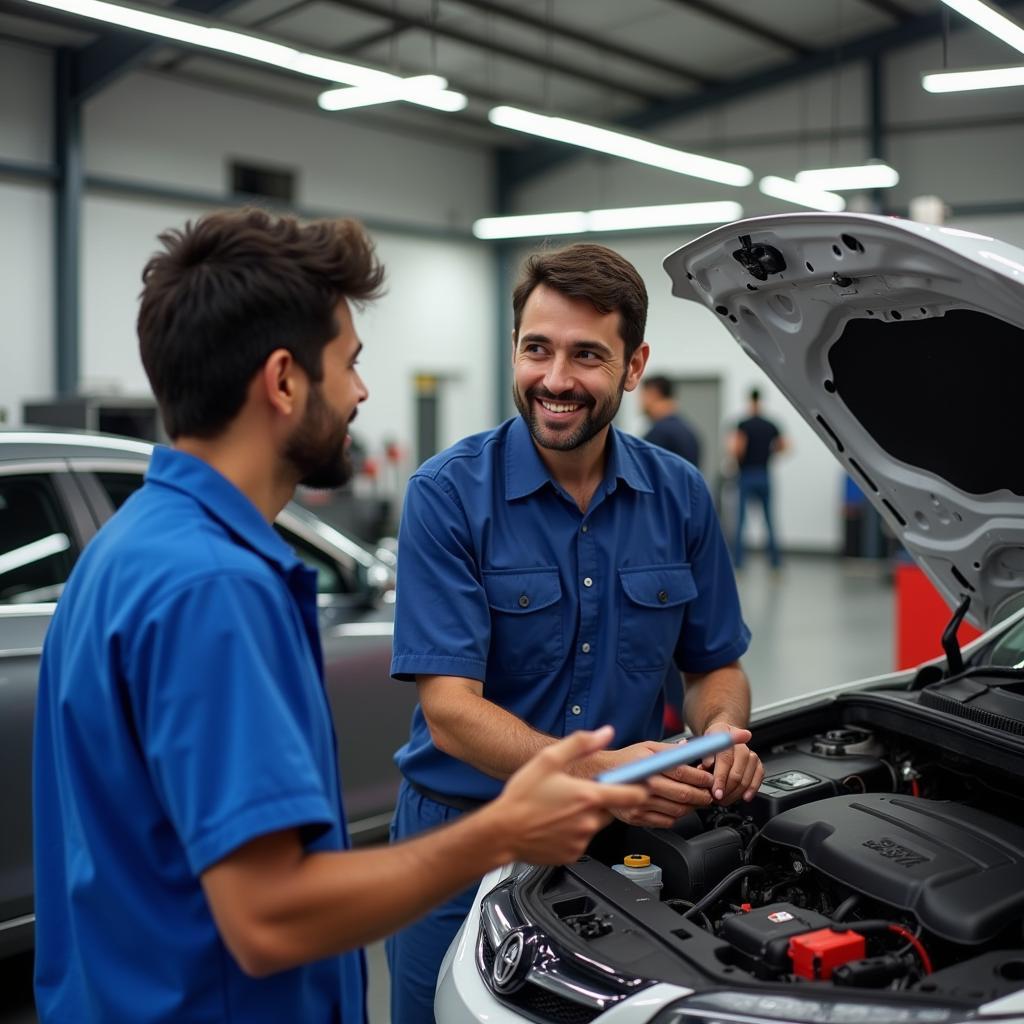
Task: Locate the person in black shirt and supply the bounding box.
[729,388,788,569]
[640,375,702,468]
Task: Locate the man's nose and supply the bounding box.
[543,352,576,396]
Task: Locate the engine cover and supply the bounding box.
[760,794,1024,944]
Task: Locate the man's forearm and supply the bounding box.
[683,662,751,734]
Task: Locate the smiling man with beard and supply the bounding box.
[388,242,762,1022]
[31,212,648,1024]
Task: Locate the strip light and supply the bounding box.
[21,0,464,109]
[939,0,1024,54]
[923,64,1024,91]
[759,176,846,212]
[795,163,899,190]
[472,201,743,240]
[488,106,753,187]
[319,75,467,112]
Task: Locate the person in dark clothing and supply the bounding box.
[639,375,702,468]
[729,388,788,569]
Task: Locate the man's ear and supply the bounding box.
[510,329,518,363]
[623,342,651,393]
[261,348,301,417]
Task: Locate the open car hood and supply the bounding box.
[664,212,1024,630]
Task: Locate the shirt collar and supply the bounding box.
[145,446,302,575]
[504,416,653,502]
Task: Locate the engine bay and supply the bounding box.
[509,713,1024,1004]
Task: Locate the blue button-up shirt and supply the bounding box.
[392,417,750,801]
[34,447,366,1024]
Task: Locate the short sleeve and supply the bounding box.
[675,472,751,673]
[391,474,490,683]
[128,575,336,875]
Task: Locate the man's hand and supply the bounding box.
[584,740,717,829]
[701,724,763,804]
[487,726,647,865]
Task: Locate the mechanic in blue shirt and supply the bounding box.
[33,211,646,1024]
[388,243,764,1022]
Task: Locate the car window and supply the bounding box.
[95,471,146,510]
[275,524,356,596]
[0,474,78,604]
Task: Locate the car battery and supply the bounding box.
[789,927,866,980]
[720,903,832,974]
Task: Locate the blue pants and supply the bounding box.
[386,780,479,1024]
[734,467,780,568]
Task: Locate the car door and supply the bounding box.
[0,460,97,956]
[82,465,412,840]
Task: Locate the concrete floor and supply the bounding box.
[0,554,895,1023]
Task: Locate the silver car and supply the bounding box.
[0,430,414,958]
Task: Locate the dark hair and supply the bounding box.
[512,243,647,359]
[138,207,385,439]
[750,388,761,403]
[642,375,673,399]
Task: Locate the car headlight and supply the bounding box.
[651,991,962,1024]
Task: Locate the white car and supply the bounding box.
[436,214,1024,1024]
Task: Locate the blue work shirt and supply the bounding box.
[34,447,366,1024]
[392,417,750,800]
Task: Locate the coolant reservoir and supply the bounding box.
[612,854,663,898]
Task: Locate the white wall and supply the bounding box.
[0,41,54,426]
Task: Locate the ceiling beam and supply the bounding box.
[858,0,913,22]
[449,0,712,86]
[72,0,243,101]
[497,0,1024,194]
[662,0,812,57]
[326,0,664,103]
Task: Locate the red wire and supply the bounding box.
[889,923,933,974]
[911,778,921,797]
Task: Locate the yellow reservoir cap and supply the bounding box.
[623,854,651,868]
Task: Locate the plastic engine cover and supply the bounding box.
[760,794,1024,944]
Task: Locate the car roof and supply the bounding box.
[0,430,154,463]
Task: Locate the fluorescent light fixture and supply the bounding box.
[488,106,753,187]
[318,75,467,112]
[923,64,1024,91]
[795,163,899,190]
[939,0,1024,55]
[472,201,743,240]
[21,0,465,112]
[759,176,846,212]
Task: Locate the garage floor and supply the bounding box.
[0,554,895,1023]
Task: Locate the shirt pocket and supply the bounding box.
[617,565,697,673]
[482,568,563,677]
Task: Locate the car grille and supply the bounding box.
[479,929,603,1024]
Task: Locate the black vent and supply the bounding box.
[920,676,1024,736]
[230,160,296,202]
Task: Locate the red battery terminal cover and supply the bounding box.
[788,928,866,980]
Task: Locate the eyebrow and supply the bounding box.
[519,333,615,357]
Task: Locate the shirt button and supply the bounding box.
[581,525,589,533]
[571,705,582,716]
[658,590,668,603]
[518,595,530,608]
[581,642,591,653]
[583,577,593,588]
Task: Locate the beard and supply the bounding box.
[513,372,627,452]
[284,384,354,490]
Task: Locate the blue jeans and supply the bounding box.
[734,468,780,568]
[386,780,479,1023]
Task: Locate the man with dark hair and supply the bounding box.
[640,374,702,468]
[388,242,761,1021]
[32,210,645,1024]
[729,387,788,569]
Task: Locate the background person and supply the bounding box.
[32,209,646,1024]
[639,374,702,468]
[728,387,788,570]
[387,242,762,1022]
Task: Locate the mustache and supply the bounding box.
[527,386,593,406]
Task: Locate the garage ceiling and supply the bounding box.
[0,0,1020,181]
